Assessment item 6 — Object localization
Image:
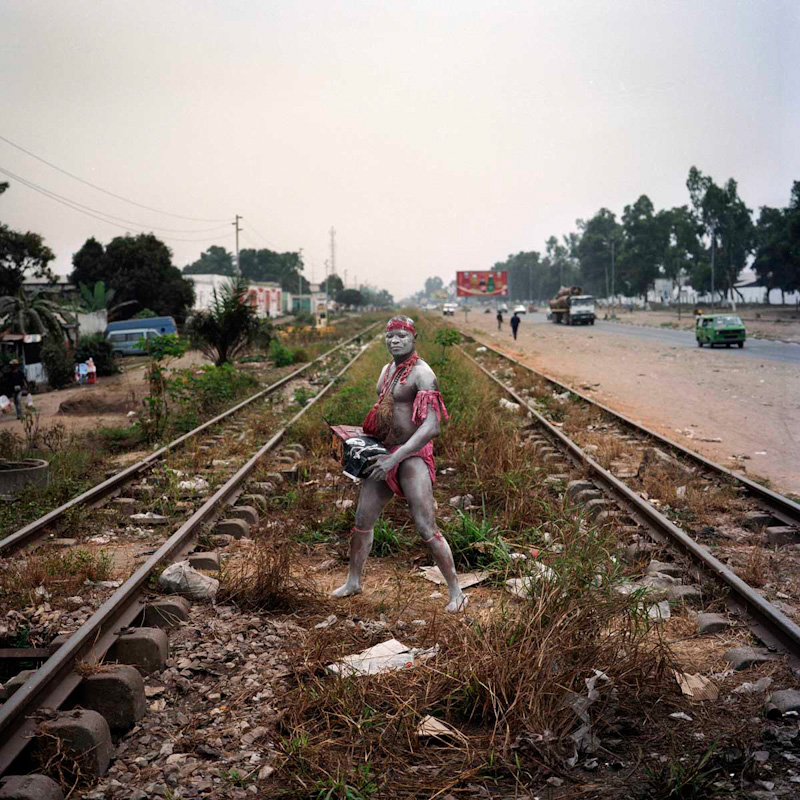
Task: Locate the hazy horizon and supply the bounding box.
[1,0,798,299]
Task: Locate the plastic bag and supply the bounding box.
[24,393,34,408]
[0,395,10,414]
[158,560,218,600]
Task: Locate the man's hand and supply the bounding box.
[365,453,397,482]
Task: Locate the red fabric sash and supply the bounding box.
[362,354,419,438]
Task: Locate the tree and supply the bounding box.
[186,276,257,365]
[0,289,73,338]
[183,246,235,275]
[321,273,344,296]
[70,238,106,287]
[70,234,196,323]
[658,206,702,297]
[360,285,394,307]
[616,195,668,299]
[542,235,580,298]
[336,288,363,307]
[753,182,800,303]
[687,167,755,303]
[77,280,137,319]
[0,182,55,296]
[576,209,622,296]
[238,248,309,293]
[424,276,444,296]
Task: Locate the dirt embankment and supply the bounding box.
[606,306,800,343]
[0,351,209,435]
[457,314,800,497]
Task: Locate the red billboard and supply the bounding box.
[456,271,508,297]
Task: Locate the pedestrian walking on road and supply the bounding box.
[510,312,520,340]
[2,359,28,420]
[496,310,503,331]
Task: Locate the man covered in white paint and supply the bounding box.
[332,316,467,613]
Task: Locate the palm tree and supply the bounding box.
[0,289,74,338]
[186,276,257,365]
[77,281,137,320]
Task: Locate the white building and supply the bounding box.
[186,274,284,319]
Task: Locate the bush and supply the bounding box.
[75,334,119,376]
[41,339,75,389]
[269,339,295,367]
[291,346,309,364]
[168,364,259,430]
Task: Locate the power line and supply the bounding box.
[0,166,232,243]
[243,221,279,249]
[0,132,228,222]
[0,166,230,234]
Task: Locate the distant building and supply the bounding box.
[186,274,231,313]
[186,274,284,319]
[243,283,282,319]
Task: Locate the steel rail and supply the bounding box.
[464,336,800,525]
[461,346,800,660]
[0,322,380,556]
[0,332,379,775]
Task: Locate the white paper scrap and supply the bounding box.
[326,638,438,677]
[419,566,489,589]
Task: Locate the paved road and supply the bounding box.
[509,312,800,365]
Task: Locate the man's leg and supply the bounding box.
[398,458,467,613]
[332,478,393,598]
[13,391,22,420]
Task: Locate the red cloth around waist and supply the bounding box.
[385,441,436,498]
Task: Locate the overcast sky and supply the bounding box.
[1,0,798,299]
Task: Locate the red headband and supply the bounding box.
[386,320,416,336]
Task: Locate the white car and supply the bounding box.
[512,305,526,315]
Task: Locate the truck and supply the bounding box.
[548,287,596,325]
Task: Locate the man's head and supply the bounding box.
[385,315,417,358]
[10,359,19,367]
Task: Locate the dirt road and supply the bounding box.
[0,352,209,436]
[456,313,800,497]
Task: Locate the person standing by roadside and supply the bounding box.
[3,359,28,420]
[496,309,503,331]
[510,312,520,340]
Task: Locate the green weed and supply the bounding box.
[442,512,510,570]
[639,744,722,799]
[371,518,409,557]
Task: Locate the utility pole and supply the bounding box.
[232,214,242,274]
[329,227,336,277]
[344,268,348,290]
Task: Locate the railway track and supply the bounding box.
[460,336,800,661]
[0,324,379,785]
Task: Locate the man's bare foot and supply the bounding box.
[445,593,468,613]
[332,581,362,599]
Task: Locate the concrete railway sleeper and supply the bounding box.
[0,329,381,791]
[466,338,800,619]
[461,345,800,666]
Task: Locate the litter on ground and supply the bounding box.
[419,565,489,589]
[674,671,719,702]
[416,715,469,745]
[326,638,439,677]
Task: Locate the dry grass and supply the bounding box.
[217,536,324,612]
[737,546,770,588]
[269,555,672,798]
[0,547,113,612]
